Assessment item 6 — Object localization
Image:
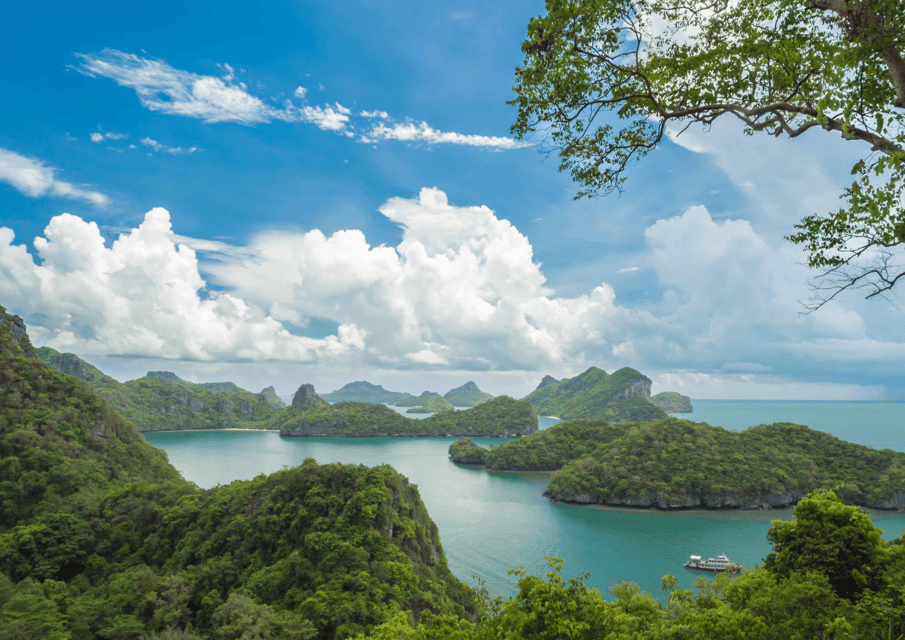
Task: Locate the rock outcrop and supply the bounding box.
[291,383,328,408]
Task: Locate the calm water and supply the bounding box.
[143,401,905,600]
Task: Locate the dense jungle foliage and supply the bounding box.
[452,417,905,508]
[8,306,905,639]
[36,347,281,431]
[546,418,905,508]
[0,308,476,639]
[471,419,625,471]
[354,491,905,640]
[522,367,669,421]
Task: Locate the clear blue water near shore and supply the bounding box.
[143,400,905,602]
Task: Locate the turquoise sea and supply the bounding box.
[143,401,905,601]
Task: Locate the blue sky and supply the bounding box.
[2,0,903,400]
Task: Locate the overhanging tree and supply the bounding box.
[510,0,905,307]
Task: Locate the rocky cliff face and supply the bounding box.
[544,488,813,510]
[292,383,328,408]
[613,376,652,399]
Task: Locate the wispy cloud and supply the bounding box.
[361,121,531,150]
[73,49,529,150]
[90,130,128,144]
[141,137,198,155]
[617,267,640,273]
[0,148,109,206]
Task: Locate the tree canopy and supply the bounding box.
[511,0,905,306]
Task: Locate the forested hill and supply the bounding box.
[37,346,282,431]
[277,392,537,437]
[0,306,477,638]
[450,417,905,510]
[521,366,670,421]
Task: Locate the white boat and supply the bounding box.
[683,554,740,573]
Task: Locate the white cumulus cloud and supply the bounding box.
[0,209,365,361]
[0,148,109,206]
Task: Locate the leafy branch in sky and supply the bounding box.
[510,0,905,307]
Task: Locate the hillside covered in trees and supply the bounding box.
[278,394,536,437]
[5,306,905,638]
[449,417,905,510]
[0,307,477,639]
[521,367,670,422]
[37,347,282,431]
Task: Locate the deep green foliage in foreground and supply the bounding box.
[354,492,905,640]
[6,304,905,638]
[0,315,182,530]
[650,392,693,413]
[0,308,476,639]
[522,367,668,422]
[36,347,281,431]
[545,418,905,507]
[278,397,536,437]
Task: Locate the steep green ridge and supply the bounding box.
[0,308,476,639]
[522,366,669,421]
[279,394,536,437]
[443,381,493,407]
[651,391,693,413]
[36,347,280,431]
[1,310,182,529]
[406,394,455,414]
[544,418,905,509]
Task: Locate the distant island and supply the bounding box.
[406,394,455,413]
[521,366,676,422]
[651,391,693,413]
[449,417,905,510]
[323,380,494,407]
[277,388,537,437]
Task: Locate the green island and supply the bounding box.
[442,382,493,408]
[321,382,433,406]
[278,391,537,437]
[521,366,672,422]
[651,391,693,413]
[322,381,494,408]
[406,395,455,414]
[5,307,905,638]
[450,417,905,510]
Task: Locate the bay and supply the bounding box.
[143,401,905,601]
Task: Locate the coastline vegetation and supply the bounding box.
[8,307,905,638]
[451,417,905,510]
